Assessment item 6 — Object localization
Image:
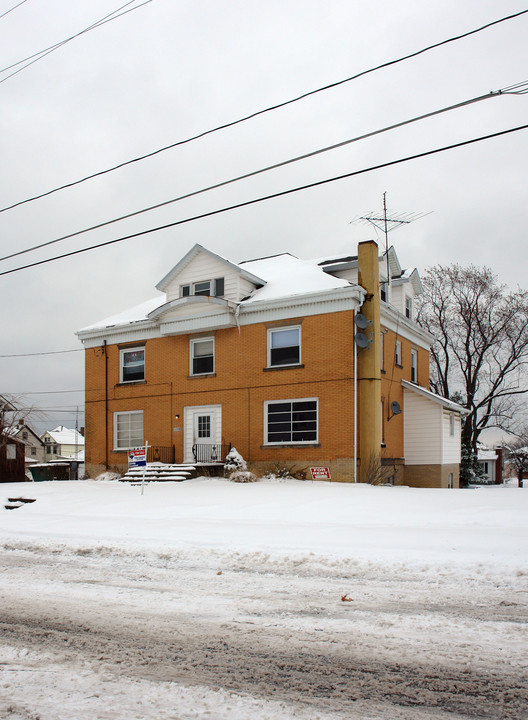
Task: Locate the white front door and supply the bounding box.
[184,405,222,463]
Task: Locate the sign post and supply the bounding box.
[128,442,149,494]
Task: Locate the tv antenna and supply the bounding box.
[352,192,431,296]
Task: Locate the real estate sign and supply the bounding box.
[310,466,331,480]
[128,447,146,469]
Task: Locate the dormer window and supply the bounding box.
[181,278,225,298]
[405,296,413,319]
[380,282,388,303]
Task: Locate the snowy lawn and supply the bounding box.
[0,478,527,719]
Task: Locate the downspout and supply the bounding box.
[104,340,108,469]
[353,309,358,483]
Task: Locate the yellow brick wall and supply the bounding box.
[84,310,430,478]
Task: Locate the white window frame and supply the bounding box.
[411,348,418,383]
[180,278,224,298]
[263,397,318,445]
[405,296,413,319]
[113,410,144,451]
[395,339,402,366]
[267,325,301,368]
[380,330,384,371]
[190,336,215,376]
[449,413,455,436]
[119,346,145,384]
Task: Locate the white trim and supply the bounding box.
[410,348,418,383]
[190,336,215,376]
[267,325,301,368]
[113,410,143,451]
[263,397,318,445]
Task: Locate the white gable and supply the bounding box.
[157,244,265,303]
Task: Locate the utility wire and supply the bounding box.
[1,83,524,265]
[0,7,526,213]
[0,349,83,357]
[1,123,526,279]
[0,0,27,21]
[0,0,152,84]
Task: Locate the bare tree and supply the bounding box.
[0,393,45,449]
[416,265,528,485]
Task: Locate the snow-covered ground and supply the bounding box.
[1,478,527,719]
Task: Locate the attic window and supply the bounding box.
[180,278,224,298]
[405,297,413,319]
[380,282,388,303]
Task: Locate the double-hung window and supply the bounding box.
[264,398,318,444]
[395,340,402,366]
[181,278,225,298]
[190,337,214,375]
[120,346,145,383]
[411,349,418,383]
[268,326,300,367]
[114,410,143,450]
[405,296,413,319]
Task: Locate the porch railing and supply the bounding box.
[147,445,175,464]
[192,443,231,464]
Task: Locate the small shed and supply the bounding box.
[0,435,26,483]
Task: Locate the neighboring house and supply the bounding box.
[8,422,46,465]
[41,426,85,462]
[77,241,465,487]
[476,445,503,484]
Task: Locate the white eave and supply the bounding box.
[402,380,469,414]
[380,303,434,349]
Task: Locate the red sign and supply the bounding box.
[310,466,331,480]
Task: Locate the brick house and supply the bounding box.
[77,240,465,486]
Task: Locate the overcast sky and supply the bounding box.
[1,0,527,433]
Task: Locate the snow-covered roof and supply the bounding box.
[239,253,352,303]
[43,426,85,446]
[401,380,469,414]
[78,296,164,333]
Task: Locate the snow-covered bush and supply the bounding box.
[261,463,307,481]
[228,470,258,483]
[224,447,247,475]
[94,471,122,482]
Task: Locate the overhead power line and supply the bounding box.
[1,123,526,278]
[0,7,526,214]
[1,83,524,265]
[0,348,83,358]
[0,0,152,85]
[0,0,27,21]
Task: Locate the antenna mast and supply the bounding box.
[354,193,430,301]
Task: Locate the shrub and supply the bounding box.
[228,470,258,483]
[224,447,247,475]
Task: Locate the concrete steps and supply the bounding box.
[121,462,198,483]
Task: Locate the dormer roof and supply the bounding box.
[155,243,265,292]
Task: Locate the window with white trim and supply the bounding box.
[380,330,385,371]
[190,337,214,375]
[395,339,402,366]
[405,296,413,319]
[114,410,143,450]
[120,347,145,383]
[411,349,418,383]
[264,398,317,444]
[181,278,224,298]
[268,326,300,367]
[449,413,455,436]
